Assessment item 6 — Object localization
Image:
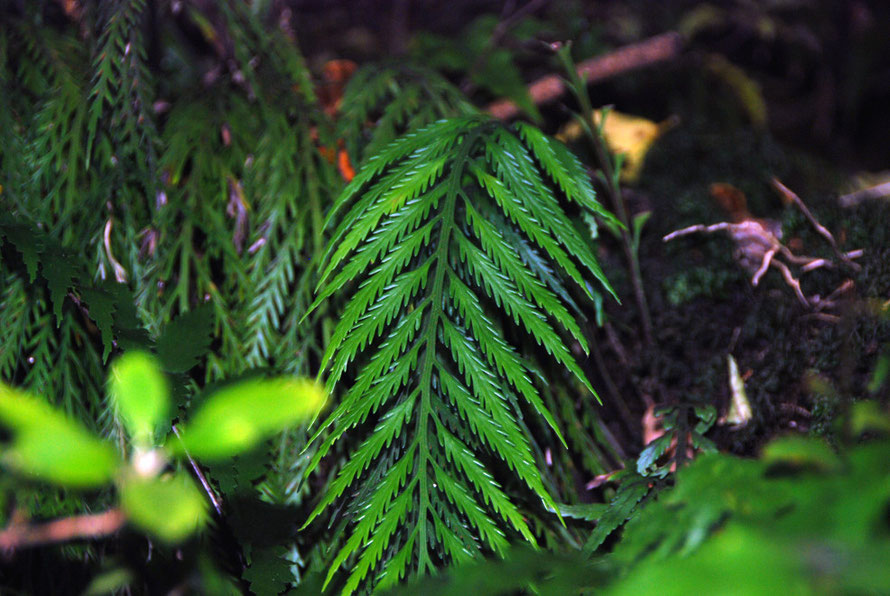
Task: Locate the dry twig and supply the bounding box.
[487,32,683,121]
[0,509,125,552]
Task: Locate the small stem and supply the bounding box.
[172,424,224,516]
[590,333,638,442]
[556,47,655,346]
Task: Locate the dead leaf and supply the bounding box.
[558,109,677,184]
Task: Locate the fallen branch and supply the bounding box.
[487,32,684,120]
[838,180,890,208]
[0,509,126,552]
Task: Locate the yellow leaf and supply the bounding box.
[557,110,677,184]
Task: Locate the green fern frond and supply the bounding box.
[23,28,91,217]
[307,116,615,591]
[87,0,155,172]
[242,111,326,371]
[0,272,30,380]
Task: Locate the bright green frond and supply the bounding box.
[309,117,614,592]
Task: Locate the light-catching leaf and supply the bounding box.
[109,351,169,446]
[172,377,325,460]
[0,384,119,487]
[119,473,208,543]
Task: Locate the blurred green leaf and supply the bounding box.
[110,352,169,446]
[0,385,119,487]
[868,352,889,393]
[584,472,651,554]
[120,474,208,543]
[607,524,810,596]
[762,436,841,472]
[83,567,134,596]
[172,378,325,461]
[556,502,607,522]
[611,454,789,568]
[849,401,890,436]
[385,546,605,596]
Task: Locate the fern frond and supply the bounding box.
[23,26,91,218]
[308,116,615,591]
[0,272,30,380]
[241,107,334,372]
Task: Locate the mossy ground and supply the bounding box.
[588,61,890,457]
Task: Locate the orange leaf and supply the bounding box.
[337,149,355,182]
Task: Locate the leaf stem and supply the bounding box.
[556,46,655,346]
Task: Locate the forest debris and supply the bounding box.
[719,355,752,428]
[663,181,863,309]
[226,177,250,254]
[318,59,358,117]
[771,178,860,271]
[103,218,128,283]
[487,32,683,121]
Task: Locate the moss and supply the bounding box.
[663,266,743,306]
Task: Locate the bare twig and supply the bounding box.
[172,425,224,516]
[663,208,862,310]
[773,260,809,307]
[0,509,125,551]
[772,178,860,271]
[751,248,776,286]
[662,222,733,242]
[487,32,684,121]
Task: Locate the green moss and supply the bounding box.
[663,266,742,306]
